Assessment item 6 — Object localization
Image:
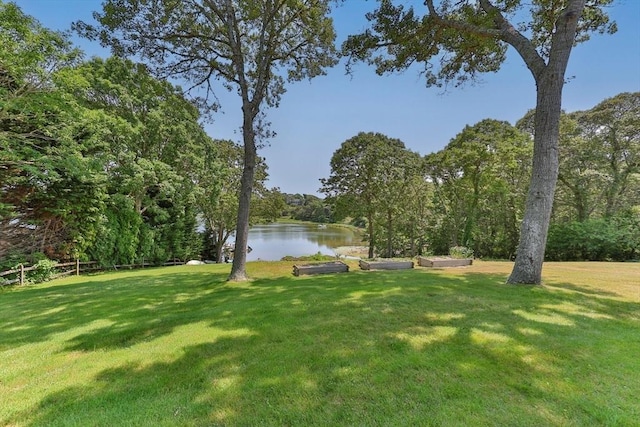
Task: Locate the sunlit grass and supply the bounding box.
[0,261,638,426]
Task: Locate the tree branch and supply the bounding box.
[424,0,547,80]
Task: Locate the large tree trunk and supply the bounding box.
[507,3,583,284]
[507,77,561,284]
[228,110,257,281]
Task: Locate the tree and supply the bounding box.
[56,56,210,264]
[254,187,287,223]
[343,0,615,284]
[195,139,269,263]
[575,92,640,218]
[372,148,422,258]
[425,119,532,258]
[321,132,418,258]
[398,172,434,257]
[76,0,338,280]
[287,194,333,223]
[518,93,640,223]
[0,1,106,261]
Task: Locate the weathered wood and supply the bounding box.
[293,261,349,276]
[359,260,414,270]
[417,257,473,268]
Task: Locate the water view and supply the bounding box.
[245,222,362,261]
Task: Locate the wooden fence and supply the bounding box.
[0,260,184,287]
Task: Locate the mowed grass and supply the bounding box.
[0,261,638,426]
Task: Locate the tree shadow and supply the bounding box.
[2,266,639,425]
[0,267,230,350]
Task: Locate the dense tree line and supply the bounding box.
[283,194,333,224]
[322,93,639,262]
[0,2,276,268]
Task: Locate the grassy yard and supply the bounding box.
[0,260,638,426]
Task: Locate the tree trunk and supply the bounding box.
[507,72,563,284]
[367,212,375,259]
[507,0,584,285]
[386,209,392,258]
[215,225,224,263]
[604,129,622,218]
[228,110,257,281]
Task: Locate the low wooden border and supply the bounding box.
[359,260,414,270]
[417,257,473,268]
[293,261,349,276]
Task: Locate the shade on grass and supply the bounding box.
[0,261,638,426]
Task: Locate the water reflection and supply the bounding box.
[246,222,361,261]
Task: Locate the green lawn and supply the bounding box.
[1,261,638,426]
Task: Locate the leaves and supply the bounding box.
[321,132,422,257]
[425,119,532,258]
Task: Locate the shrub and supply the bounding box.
[281,252,336,262]
[27,259,58,284]
[449,246,474,259]
[546,212,640,261]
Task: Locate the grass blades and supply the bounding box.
[1,261,638,426]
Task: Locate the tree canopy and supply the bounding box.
[343,0,616,284]
[76,0,339,281]
[321,132,421,258]
[0,2,103,260]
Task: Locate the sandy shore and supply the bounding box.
[333,246,368,258]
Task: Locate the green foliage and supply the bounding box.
[87,195,141,267]
[546,210,640,261]
[195,139,269,263]
[0,2,106,261]
[54,56,211,265]
[519,92,640,223]
[343,0,615,88]
[26,258,58,284]
[75,0,340,280]
[253,188,287,223]
[321,132,422,258]
[280,251,335,261]
[284,194,333,223]
[449,246,474,259]
[342,0,617,284]
[426,119,532,259]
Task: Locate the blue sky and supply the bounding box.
[14,0,640,195]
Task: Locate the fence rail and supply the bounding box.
[0,260,185,287]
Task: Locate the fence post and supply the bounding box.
[20,264,24,285]
[76,259,80,276]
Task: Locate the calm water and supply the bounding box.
[245,222,361,261]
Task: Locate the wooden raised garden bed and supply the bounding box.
[359,259,414,270]
[293,261,349,276]
[417,257,473,268]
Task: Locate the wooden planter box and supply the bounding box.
[293,261,349,276]
[359,259,414,270]
[417,257,473,268]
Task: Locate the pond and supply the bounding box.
[244,222,362,261]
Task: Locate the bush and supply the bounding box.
[546,212,640,261]
[281,252,336,262]
[27,259,58,284]
[449,246,474,259]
